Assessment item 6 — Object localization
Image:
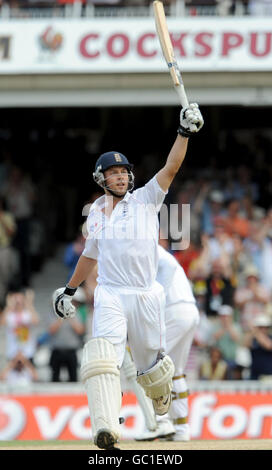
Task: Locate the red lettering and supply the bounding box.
[137,33,156,57]
[170,33,187,57]
[194,32,213,57]
[107,34,129,58]
[79,34,100,58]
[222,32,243,56]
[250,32,272,57]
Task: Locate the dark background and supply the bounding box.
[1,104,271,245]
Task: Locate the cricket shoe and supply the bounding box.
[135,419,175,441]
[95,429,120,450]
[164,430,190,442]
[152,393,172,415]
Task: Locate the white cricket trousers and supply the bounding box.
[92,281,166,373]
[165,302,199,374]
[165,302,199,432]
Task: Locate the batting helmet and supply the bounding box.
[93,151,134,192]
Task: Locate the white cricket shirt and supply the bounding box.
[157,245,196,306]
[83,175,167,289]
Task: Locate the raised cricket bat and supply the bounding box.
[153,0,189,109]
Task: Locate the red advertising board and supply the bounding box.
[0,391,272,440]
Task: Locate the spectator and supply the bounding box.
[240,195,265,223]
[206,220,235,262]
[204,258,235,317]
[242,220,272,289]
[174,181,201,241]
[205,190,226,232]
[243,220,264,268]
[174,238,201,277]
[185,281,214,380]
[216,0,232,15]
[0,196,17,309]
[234,264,270,331]
[72,286,89,339]
[193,282,214,348]
[194,185,225,236]
[0,351,38,385]
[248,0,272,15]
[63,230,85,282]
[84,265,98,338]
[188,233,211,280]
[234,0,249,15]
[222,199,250,239]
[223,165,259,203]
[199,346,228,380]
[244,315,272,380]
[48,314,85,382]
[231,233,250,285]
[264,207,272,237]
[0,150,12,188]
[79,0,120,4]
[0,289,39,362]
[210,305,243,378]
[1,166,36,288]
[256,209,272,289]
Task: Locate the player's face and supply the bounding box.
[104,166,129,196]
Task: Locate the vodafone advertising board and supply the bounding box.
[0,391,272,440]
[0,17,272,73]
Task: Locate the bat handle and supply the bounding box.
[175,84,189,109]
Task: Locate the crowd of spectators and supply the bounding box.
[0,162,42,308]
[1,0,272,17]
[0,282,95,385]
[0,111,272,385]
[168,162,272,381]
[1,153,272,384]
[0,289,40,385]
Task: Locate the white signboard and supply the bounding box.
[0,17,272,74]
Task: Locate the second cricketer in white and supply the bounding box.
[122,244,200,442]
[52,103,204,450]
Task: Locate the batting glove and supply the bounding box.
[52,286,77,319]
[178,103,204,138]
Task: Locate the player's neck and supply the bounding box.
[103,192,125,216]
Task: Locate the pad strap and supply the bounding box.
[172,390,189,401]
[173,417,188,425]
[81,359,120,383]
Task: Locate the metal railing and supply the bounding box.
[0,1,248,19]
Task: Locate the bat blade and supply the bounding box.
[153,0,189,108]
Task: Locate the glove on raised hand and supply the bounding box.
[178,103,204,138]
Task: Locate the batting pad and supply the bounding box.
[137,354,175,399]
[80,337,122,443]
[122,348,157,431]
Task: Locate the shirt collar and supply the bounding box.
[122,191,132,203]
[89,191,131,214]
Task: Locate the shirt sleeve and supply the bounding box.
[82,237,98,260]
[133,175,168,212]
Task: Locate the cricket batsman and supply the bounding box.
[52,103,203,449]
